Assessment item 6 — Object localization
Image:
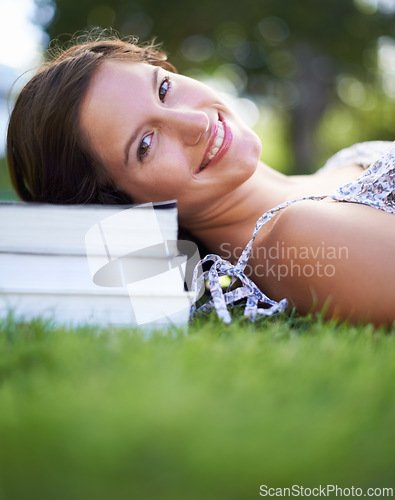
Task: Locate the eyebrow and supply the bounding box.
[123,66,160,166]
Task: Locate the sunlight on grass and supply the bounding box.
[0,313,394,499]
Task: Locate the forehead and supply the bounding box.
[79,59,159,137]
[79,60,155,161]
[82,60,153,109]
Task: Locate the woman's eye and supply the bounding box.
[159,77,170,102]
[138,134,153,160]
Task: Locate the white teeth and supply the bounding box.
[214,137,223,148]
[200,120,225,171]
[207,122,224,158]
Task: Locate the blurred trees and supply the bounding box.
[43,0,395,172]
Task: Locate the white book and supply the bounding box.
[0,200,178,255]
[0,201,197,328]
[0,253,188,291]
[2,289,194,330]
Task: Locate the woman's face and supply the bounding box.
[80,59,262,217]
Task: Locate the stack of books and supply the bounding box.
[0,201,199,329]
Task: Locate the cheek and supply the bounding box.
[120,169,189,203]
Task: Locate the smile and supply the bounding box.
[198,117,232,172]
[207,120,224,161]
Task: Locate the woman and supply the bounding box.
[6,35,395,326]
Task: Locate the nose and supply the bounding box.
[165,108,209,146]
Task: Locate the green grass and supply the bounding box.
[0,311,394,500]
[0,155,394,497]
[0,157,17,201]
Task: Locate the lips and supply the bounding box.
[198,116,232,172]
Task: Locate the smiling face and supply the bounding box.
[79,60,262,217]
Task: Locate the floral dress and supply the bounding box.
[191,141,395,323]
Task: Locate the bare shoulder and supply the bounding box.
[252,199,395,325]
[276,197,395,234]
[271,198,395,250]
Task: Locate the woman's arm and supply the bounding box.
[251,200,395,325]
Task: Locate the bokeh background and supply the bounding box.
[0,0,394,200]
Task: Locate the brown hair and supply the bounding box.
[6,34,176,204]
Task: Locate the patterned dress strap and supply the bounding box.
[191,141,395,323]
[191,195,327,323]
[330,143,395,214]
[318,141,393,173]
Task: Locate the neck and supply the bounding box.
[181,161,296,253]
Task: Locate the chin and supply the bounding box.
[240,131,262,175]
[250,128,263,155]
[228,156,259,191]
